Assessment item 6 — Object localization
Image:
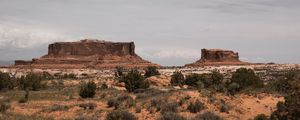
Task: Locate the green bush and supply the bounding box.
[191,111,223,120]
[144,66,160,78]
[231,68,263,89]
[210,70,224,85]
[159,112,186,120]
[227,82,240,95]
[0,72,15,90]
[120,70,149,92]
[254,114,269,120]
[18,73,45,91]
[270,69,300,120]
[266,69,300,94]
[106,110,137,120]
[170,71,185,86]
[79,81,96,98]
[187,100,205,113]
[185,74,207,88]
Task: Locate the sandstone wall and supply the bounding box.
[200,49,240,62]
[45,40,135,57]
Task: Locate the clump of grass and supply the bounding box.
[158,112,186,120]
[106,110,137,120]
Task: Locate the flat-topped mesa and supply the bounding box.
[200,49,240,62]
[185,49,248,67]
[14,39,159,69]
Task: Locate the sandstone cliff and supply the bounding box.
[15,39,159,69]
[185,49,248,66]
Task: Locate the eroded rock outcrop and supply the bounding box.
[15,39,159,69]
[185,49,248,66]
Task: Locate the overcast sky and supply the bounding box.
[0,0,299,66]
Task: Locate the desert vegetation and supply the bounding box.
[0,66,298,120]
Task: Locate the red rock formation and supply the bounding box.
[14,39,159,69]
[185,49,248,66]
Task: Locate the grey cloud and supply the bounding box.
[0,0,299,65]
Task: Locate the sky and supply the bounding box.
[0,0,300,66]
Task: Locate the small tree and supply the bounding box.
[120,70,149,92]
[79,81,97,98]
[170,71,185,86]
[18,73,44,91]
[210,70,224,85]
[144,66,160,78]
[231,68,263,89]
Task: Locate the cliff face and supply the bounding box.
[45,40,135,57]
[200,49,240,62]
[15,39,159,69]
[185,49,248,66]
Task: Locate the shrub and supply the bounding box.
[0,99,10,113]
[231,68,263,89]
[210,70,224,85]
[106,110,137,120]
[0,71,15,90]
[269,69,300,120]
[161,102,179,114]
[254,114,269,120]
[266,69,300,94]
[158,112,186,120]
[227,82,240,95]
[185,74,207,88]
[192,111,223,120]
[107,94,135,109]
[120,70,149,92]
[270,91,300,120]
[170,71,185,86]
[187,100,205,113]
[144,66,160,78]
[18,90,29,103]
[18,73,45,91]
[79,81,96,98]
[219,100,230,113]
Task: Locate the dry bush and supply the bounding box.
[187,100,205,113]
[105,110,137,120]
[79,81,96,98]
